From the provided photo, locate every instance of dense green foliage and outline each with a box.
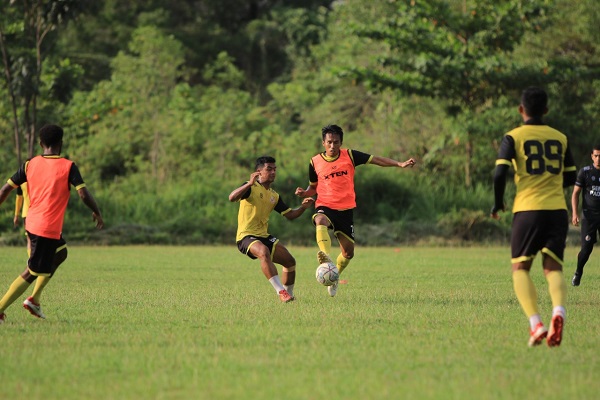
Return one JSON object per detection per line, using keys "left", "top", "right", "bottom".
{"left": 1, "top": 0, "right": 599, "bottom": 245}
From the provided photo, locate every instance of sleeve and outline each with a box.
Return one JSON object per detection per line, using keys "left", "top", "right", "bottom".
{"left": 308, "top": 161, "right": 318, "bottom": 185}
{"left": 274, "top": 196, "right": 291, "bottom": 214}
{"left": 495, "top": 135, "right": 515, "bottom": 166}
{"left": 574, "top": 168, "right": 585, "bottom": 188}
{"left": 240, "top": 187, "right": 252, "bottom": 200}
{"left": 350, "top": 150, "right": 372, "bottom": 166}
{"left": 492, "top": 135, "right": 514, "bottom": 212}
{"left": 69, "top": 163, "right": 86, "bottom": 189}
{"left": 8, "top": 163, "right": 28, "bottom": 187}
{"left": 562, "top": 143, "right": 577, "bottom": 187}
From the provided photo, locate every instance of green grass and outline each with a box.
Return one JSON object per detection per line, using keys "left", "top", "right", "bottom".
{"left": 1, "top": 245, "right": 599, "bottom": 400}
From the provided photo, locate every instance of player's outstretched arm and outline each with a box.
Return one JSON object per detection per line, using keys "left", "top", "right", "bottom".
{"left": 295, "top": 185, "right": 317, "bottom": 198}
{"left": 0, "top": 183, "right": 16, "bottom": 207}
{"left": 77, "top": 187, "right": 104, "bottom": 229}
{"left": 370, "top": 156, "right": 416, "bottom": 168}
{"left": 284, "top": 197, "right": 315, "bottom": 220}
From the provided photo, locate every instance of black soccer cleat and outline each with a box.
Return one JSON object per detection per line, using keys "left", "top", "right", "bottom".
{"left": 571, "top": 272, "right": 582, "bottom": 287}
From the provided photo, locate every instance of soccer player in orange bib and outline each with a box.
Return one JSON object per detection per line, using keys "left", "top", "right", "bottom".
{"left": 13, "top": 182, "right": 68, "bottom": 319}
{"left": 0, "top": 124, "right": 103, "bottom": 324}
{"left": 295, "top": 124, "right": 416, "bottom": 297}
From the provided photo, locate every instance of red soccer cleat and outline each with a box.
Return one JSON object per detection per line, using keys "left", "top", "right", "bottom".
{"left": 547, "top": 315, "right": 564, "bottom": 347}
{"left": 528, "top": 323, "right": 547, "bottom": 347}
{"left": 278, "top": 289, "right": 294, "bottom": 303}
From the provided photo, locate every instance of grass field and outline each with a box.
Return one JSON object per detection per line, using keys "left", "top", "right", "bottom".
{"left": 1, "top": 245, "right": 599, "bottom": 400}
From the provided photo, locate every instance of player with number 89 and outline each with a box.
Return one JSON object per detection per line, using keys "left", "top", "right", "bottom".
{"left": 491, "top": 87, "right": 577, "bottom": 348}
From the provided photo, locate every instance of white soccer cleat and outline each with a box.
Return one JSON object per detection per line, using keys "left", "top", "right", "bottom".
{"left": 528, "top": 323, "right": 547, "bottom": 347}
{"left": 23, "top": 297, "right": 46, "bottom": 319}
{"left": 327, "top": 280, "right": 339, "bottom": 297}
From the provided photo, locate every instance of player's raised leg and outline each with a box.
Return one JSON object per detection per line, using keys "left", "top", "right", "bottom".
{"left": 0, "top": 268, "right": 35, "bottom": 323}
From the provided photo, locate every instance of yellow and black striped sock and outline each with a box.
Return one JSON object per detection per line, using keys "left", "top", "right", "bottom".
{"left": 316, "top": 225, "right": 331, "bottom": 255}
{"left": 336, "top": 253, "right": 350, "bottom": 275}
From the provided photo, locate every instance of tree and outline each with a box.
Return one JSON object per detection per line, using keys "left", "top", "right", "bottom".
{"left": 344, "top": 0, "right": 558, "bottom": 187}
{"left": 66, "top": 24, "right": 187, "bottom": 186}
{"left": 0, "top": 0, "right": 82, "bottom": 165}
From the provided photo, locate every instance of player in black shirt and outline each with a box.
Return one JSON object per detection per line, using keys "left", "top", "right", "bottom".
{"left": 571, "top": 145, "right": 600, "bottom": 286}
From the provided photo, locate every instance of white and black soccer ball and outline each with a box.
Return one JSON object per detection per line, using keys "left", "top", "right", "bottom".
{"left": 315, "top": 262, "right": 339, "bottom": 286}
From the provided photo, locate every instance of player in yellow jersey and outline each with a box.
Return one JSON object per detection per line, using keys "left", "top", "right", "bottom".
{"left": 295, "top": 124, "right": 415, "bottom": 297}
{"left": 491, "top": 87, "right": 576, "bottom": 347}
{"left": 230, "top": 156, "right": 314, "bottom": 303}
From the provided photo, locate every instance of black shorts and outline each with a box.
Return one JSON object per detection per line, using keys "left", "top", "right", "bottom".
{"left": 313, "top": 206, "right": 355, "bottom": 242}
{"left": 27, "top": 232, "right": 67, "bottom": 276}
{"left": 580, "top": 214, "right": 600, "bottom": 244}
{"left": 237, "top": 235, "right": 279, "bottom": 260}
{"left": 511, "top": 210, "right": 568, "bottom": 264}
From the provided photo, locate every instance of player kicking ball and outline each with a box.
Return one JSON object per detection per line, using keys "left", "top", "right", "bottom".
{"left": 296, "top": 124, "right": 415, "bottom": 297}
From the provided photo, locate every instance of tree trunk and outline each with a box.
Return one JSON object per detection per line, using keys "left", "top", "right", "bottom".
{"left": 0, "top": 27, "right": 23, "bottom": 167}
{"left": 464, "top": 132, "right": 472, "bottom": 188}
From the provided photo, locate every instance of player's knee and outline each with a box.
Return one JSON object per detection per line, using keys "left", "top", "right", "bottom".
{"left": 314, "top": 215, "right": 329, "bottom": 226}
{"left": 282, "top": 266, "right": 296, "bottom": 273}
{"left": 21, "top": 268, "right": 35, "bottom": 283}
{"left": 285, "top": 255, "right": 296, "bottom": 267}
{"left": 252, "top": 247, "right": 270, "bottom": 261}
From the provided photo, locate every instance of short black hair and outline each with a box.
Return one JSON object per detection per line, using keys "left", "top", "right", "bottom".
{"left": 593, "top": 145, "right": 600, "bottom": 152}
{"left": 39, "top": 124, "right": 64, "bottom": 147}
{"left": 255, "top": 156, "right": 276, "bottom": 170}
{"left": 321, "top": 124, "right": 344, "bottom": 142}
{"left": 521, "top": 87, "right": 548, "bottom": 118}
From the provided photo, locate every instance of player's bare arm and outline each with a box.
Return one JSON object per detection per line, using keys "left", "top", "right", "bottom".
{"left": 295, "top": 185, "right": 317, "bottom": 198}
{"left": 284, "top": 197, "right": 315, "bottom": 220}
{"left": 571, "top": 185, "right": 582, "bottom": 226}
{"left": 77, "top": 187, "right": 104, "bottom": 229}
{"left": 229, "top": 172, "right": 260, "bottom": 202}
{"left": 0, "top": 183, "right": 15, "bottom": 206}
{"left": 370, "top": 156, "right": 416, "bottom": 168}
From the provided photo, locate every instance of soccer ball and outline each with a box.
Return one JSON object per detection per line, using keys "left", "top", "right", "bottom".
{"left": 315, "top": 262, "right": 339, "bottom": 286}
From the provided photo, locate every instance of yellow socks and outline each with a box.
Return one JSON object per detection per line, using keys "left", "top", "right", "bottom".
{"left": 546, "top": 270, "right": 567, "bottom": 310}
{"left": 336, "top": 253, "right": 350, "bottom": 275}
{"left": 512, "top": 269, "right": 539, "bottom": 317}
{"left": 31, "top": 276, "right": 51, "bottom": 304}
{"left": 316, "top": 225, "right": 331, "bottom": 255}
{"left": 0, "top": 276, "right": 30, "bottom": 313}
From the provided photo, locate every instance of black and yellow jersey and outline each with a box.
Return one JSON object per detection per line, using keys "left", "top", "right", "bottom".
{"left": 234, "top": 181, "right": 291, "bottom": 242}
{"left": 496, "top": 121, "right": 576, "bottom": 212}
